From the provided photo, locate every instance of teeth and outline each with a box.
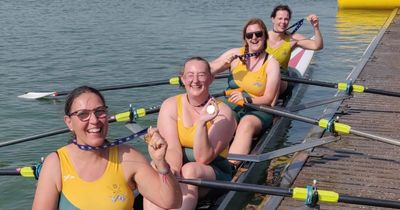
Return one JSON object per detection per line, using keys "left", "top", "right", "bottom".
{"left": 88, "top": 128, "right": 101, "bottom": 133}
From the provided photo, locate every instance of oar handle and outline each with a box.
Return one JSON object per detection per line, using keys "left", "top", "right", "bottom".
{"left": 177, "top": 178, "right": 292, "bottom": 197}
{"left": 281, "top": 76, "right": 337, "bottom": 88}
{"left": 245, "top": 103, "right": 319, "bottom": 125}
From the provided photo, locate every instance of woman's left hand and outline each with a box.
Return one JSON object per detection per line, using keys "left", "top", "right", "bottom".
{"left": 145, "top": 127, "right": 168, "bottom": 164}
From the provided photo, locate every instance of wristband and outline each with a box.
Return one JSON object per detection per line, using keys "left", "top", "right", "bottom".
{"left": 245, "top": 96, "right": 253, "bottom": 103}
{"left": 152, "top": 161, "right": 171, "bottom": 175}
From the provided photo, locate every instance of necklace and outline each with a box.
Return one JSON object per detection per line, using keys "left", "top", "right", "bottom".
{"left": 72, "top": 127, "right": 147, "bottom": 151}
{"left": 186, "top": 94, "right": 210, "bottom": 107}
{"left": 247, "top": 53, "right": 264, "bottom": 71}
{"left": 234, "top": 51, "right": 262, "bottom": 60}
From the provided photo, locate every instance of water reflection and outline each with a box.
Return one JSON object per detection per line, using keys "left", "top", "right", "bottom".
{"left": 335, "top": 9, "right": 391, "bottom": 47}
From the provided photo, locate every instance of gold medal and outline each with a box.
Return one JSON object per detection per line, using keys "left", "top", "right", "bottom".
{"left": 206, "top": 105, "right": 215, "bottom": 114}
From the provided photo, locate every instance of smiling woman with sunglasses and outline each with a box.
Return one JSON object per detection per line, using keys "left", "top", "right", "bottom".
{"left": 210, "top": 18, "right": 280, "bottom": 166}
{"left": 32, "top": 86, "right": 182, "bottom": 210}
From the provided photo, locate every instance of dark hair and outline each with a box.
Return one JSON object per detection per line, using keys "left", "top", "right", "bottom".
{"left": 180, "top": 56, "right": 211, "bottom": 75}
{"left": 64, "top": 86, "right": 106, "bottom": 115}
{"left": 242, "top": 18, "right": 269, "bottom": 51}
{"left": 270, "top": 4, "right": 292, "bottom": 20}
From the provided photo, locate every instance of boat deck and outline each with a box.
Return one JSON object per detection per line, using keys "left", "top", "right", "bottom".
{"left": 264, "top": 9, "right": 400, "bottom": 210}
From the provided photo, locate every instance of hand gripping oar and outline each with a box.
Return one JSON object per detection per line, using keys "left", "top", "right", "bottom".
{"left": 245, "top": 103, "right": 400, "bottom": 147}
{"left": 281, "top": 75, "right": 400, "bottom": 98}
{"left": 177, "top": 178, "right": 400, "bottom": 209}
{"left": 228, "top": 136, "right": 339, "bottom": 162}
{"left": 0, "top": 106, "right": 159, "bottom": 148}
{"left": 18, "top": 74, "right": 230, "bottom": 99}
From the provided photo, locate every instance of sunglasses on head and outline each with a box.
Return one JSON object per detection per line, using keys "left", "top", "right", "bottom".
{"left": 245, "top": 31, "right": 263, "bottom": 39}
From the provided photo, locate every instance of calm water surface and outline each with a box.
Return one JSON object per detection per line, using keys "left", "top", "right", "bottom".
{"left": 0, "top": 0, "right": 391, "bottom": 208}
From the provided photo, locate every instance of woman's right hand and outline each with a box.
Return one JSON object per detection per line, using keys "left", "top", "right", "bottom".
{"left": 225, "top": 54, "right": 238, "bottom": 64}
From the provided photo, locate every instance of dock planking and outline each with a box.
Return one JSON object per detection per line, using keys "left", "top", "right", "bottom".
{"left": 262, "top": 9, "right": 400, "bottom": 210}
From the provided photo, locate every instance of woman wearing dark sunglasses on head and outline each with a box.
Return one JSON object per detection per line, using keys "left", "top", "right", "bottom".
{"left": 268, "top": 4, "right": 323, "bottom": 92}
{"left": 32, "top": 86, "right": 182, "bottom": 210}
{"left": 210, "top": 18, "right": 280, "bottom": 165}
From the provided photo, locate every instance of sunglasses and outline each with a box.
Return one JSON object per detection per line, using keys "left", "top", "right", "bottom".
{"left": 68, "top": 106, "right": 108, "bottom": 122}
{"left": 245, "top": 31, "right": 263, "bottom": 39}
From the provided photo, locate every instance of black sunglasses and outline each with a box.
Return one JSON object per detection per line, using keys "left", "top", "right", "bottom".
{"left": 245, "top": 31, "right": 263, "bottom": 39}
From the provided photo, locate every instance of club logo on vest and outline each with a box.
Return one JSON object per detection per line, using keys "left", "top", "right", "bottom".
{"left": 110, "top": 184, "right": 127, "bottom": 203}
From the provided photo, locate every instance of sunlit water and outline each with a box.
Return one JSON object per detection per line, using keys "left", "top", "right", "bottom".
{"left": 0, "top": 0, "right": 392, "bottom": 208}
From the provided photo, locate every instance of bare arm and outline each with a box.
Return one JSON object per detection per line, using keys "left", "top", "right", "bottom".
{"left": 209, "top": 48, "right": 241, "bottom": 76}
{"left": 292, "top": 14, "right": 323, "bottom": 50}
{"left": 193, "top": 98, "right": 236, "bottom": 163}
{"left": 251, "top": 57, "right": 281, "bottom": 106}
{"left": 157, "top": 96, "right": 183, "bottom": 176}
{"left": 124, "top": 145, "right": 182, "bottom": 209}
{"left": 32, "top": 152, "right": 61, "bottom": 210}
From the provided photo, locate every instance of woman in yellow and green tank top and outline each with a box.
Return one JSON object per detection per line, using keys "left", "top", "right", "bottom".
{"left": 268, "top": 4, "right": 324, "bottom": 93}
{"left": 32, "top": 86, "right": 182, "bottom": 210}
{"left": 144, "top": 57, "right": 236, "bottom": 210}
{"left": 210, "top": 18, "right": 281, "bottom": 165}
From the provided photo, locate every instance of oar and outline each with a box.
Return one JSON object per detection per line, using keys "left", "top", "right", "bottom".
{"left": 285, "top": 95, "right": 351, "bottom": 112}
{"left": 0, "top": 106, "right": 159, "bottom": 148}
{"left": 228, "top": 136, "right": 339, "bottom": 162}
{"left": 0, "top": 128, "right": 148, "bottom": 179}
{"left": 178, "top": 178, "right": 400, "bottom": 209}
{"left": 0, "top": 167, "right": 35, "bottom": 178}
{"left": 245, "top": 103, "right": 400, "bottom": 147}
{"left": 281, "top": 75, "right": 400, "bottom": 98}
{"left": 18, "top": 74, "right": 230, "bottom": 99}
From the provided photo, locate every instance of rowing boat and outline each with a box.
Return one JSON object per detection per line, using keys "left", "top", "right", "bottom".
{"left": 125, "top": 44, "right": 315, "bottom": 209}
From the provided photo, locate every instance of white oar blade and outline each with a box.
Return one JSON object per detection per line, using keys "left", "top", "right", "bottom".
{"left": 18, "top": 92, "right": 56, "bottom": 99}
{"left": 125, "top": 123, "right": 146, "bottom": 140}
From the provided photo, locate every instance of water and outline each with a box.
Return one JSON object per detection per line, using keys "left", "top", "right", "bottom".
{"left": 0, "top": 0, "right": 391, "bottom": 209}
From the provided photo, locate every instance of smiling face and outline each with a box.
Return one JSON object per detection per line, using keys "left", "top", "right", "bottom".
{"left": 242, "top": 18, "right": 268, "bottom": 52}
{"left": 245, "top": 23, "right": 266, "bottom": 52}
{"left": 181, "top": 59, "right": 212, "bottom": 97}
{"left": 64, "top": 91, "right": 108, "bottom": 147}
{"left": 272, "top": 10, "right": 290, "bottom": 33}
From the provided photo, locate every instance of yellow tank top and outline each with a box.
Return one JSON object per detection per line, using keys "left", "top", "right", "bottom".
{"left": 58, "top": 146, "right": 134, "bottom": 210}
{"left": 266, "top": 35, "right": 291, "bottom": 70}
{"left": 230, "top": 48, "right": 269, "bottom": 97}
{"left": 176, "top": 94, "right": 229, "bottom": 158}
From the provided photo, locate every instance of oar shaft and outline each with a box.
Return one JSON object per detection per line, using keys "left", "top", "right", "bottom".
{"left": 177, "top": 178, "right": 292, "bottom": 197}
{"left": 281, "top": 76, "right": 337, "bottom": 88}
{"left": 0, "top": 106, "right": 158, "bottom": 148}
{"left": 339, "top": 194, "right": 400, "bottom": 209}
{"left": 350, "top": 129, "right": 400, "bottom": 146}
{"left": 0, "top": 168, "right": 21, "bottom": 176}
{"left": 0, "top": 128, "right": 69, "bottom": 147}
{"left": 365, "top": 87, "right": 400, "bottom": 97}
{"left": 245, "top": 104, "right": 318, "bottom": 125}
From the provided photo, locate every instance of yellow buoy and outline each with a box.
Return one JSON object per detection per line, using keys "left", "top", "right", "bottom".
{"left": 338, "top": 0, "right": 400, "bottom": 9}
